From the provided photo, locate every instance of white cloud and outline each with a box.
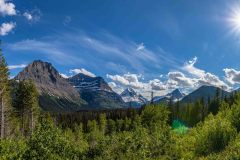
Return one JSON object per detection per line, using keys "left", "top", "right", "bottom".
{"left": 149, "top": 79, "right": 167, "bottom": 90}
{"left": 223, "top": 68, "right": 240, "bottom": 85}
{"left": 107, "top": 74, "right": 129, "bottom": 86}
{"left": 108, "top": 82, "right": 124, "bottom": 93}
{"left": 136, "top": 42, "right": 145, "bottom": 51}
{"left": 70, "top": 68, "right": 96, "bottom": 77}
{"left": 22, "top": 8, "right": 42, "bottom": 23}
{"left": 107, "top": 73, "right": 172, "bottom": 99}
{"left": 107, "top": 73, "right": 146, "bottom": 89}
{"left": 198, "top": 72, "right": 228, "bottom": 89}
{"left": 0, "top": 0, "right": 16, "bottom": 16}
{"left": 0, "top": 22, "right": 16, "bottom": 36}
{"left": 107, "top": 56, "right": 233, "bottom": 99}
{"left": 181, "top": 56, "right": 230, "bottom": 90}
{"left": 182, "top": 56, "right": 205, "bottom": 78}
{"left": 23, "top": 12, "right": 33, "bottom": 21}
{"left": 8, "top": 64, "right": 26, "bottom": 70}
{"left": 167, "top": 71, "right": 196, "bottom": 87}
{"left": 60, "top": 73, "right": 69, "bottom": 79}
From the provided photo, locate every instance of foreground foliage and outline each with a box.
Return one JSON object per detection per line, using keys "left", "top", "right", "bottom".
{"left": 1, "top": 99, "right": 240, "bottom": 159}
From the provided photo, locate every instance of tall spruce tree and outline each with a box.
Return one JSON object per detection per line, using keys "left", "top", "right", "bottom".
{"left": 14, "top": 80, "right": 39, "bottom": 136}
{"left": 0, "top": 41, "right": 11, "bottom": 138}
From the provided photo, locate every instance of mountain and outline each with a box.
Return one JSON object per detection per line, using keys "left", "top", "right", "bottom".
{"left": 68, "top": 73, "right": 126, "bottom": 109}
{"left": 153, "top": 89, "right": 184, "bottom": 104}
{"left": 14, "top": 60, "right": 86, "bottom": 112}
{"left": 181, "top": 85, "right": 230, "bottom": 103}
{"left": 166, "top": 89, "right": 184, "bottom": 101}
{"left": 120, "top": 88, "right": 148, "bottom": 107}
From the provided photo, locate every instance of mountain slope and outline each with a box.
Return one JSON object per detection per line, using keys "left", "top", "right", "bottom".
{"left": 14, "top": 60, "right": 86, "bottom": 111}
{"left": 181, "top": 85, "right": 230, "bottom": 103}
{"left": 153, "top": 89, "right": 184, "bottom": 104}
{"left": 68, "top": 73, "right": 126, "bottom": 109}
{"left": 120, "top": 88, "right": 147, "bottom": 107}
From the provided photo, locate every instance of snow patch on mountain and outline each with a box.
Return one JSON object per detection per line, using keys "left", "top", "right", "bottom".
{"left": 120, "top": 88, "right": 147, "bottom": 104}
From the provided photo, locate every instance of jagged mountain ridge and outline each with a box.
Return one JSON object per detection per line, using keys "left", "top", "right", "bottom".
{"left": 68, "top": 73, "right": 126, "bottom": 109}
{"left": 153, "top": 89, "right": 184, "bottom": 104}
{"left": 14, "top": 60, "right": 86, "bottom": 111}
{"left": 120, "top": 88, "right": 147, "bottom": 107}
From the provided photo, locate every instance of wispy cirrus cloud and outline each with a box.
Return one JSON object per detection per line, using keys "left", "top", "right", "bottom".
{"left": 7, "top": 31, "right": 180, "bottom": 74}
{"left": 182, "top": 56, "right": 205, "bottom": 78}
{"left": 136, "top": 42, "right": 145, "bottom": 51}
{"left": 7, "top": 39, "right": 84, "bottom": 64}
{"left": 8, "top": 64, "right": 27, "bottom": 70}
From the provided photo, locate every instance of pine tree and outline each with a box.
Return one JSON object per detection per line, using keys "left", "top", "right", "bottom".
{"left": 0, "top": 42, "right": 11, "bottom": 138}
{"left": 14, "top": 80, "right": 39, "bottom": 136}
{"left": 200, "top": 97, "right": 205, "bottom": 121}
{"left": 99, "top": 113, "right": 106, "bottom": 134}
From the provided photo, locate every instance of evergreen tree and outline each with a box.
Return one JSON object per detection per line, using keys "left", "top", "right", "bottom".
{"left": 99, "top": 113, "right": 106, "bottom": 134}
{"left": 0, "top": 42, "right": 11, "bottom": 138}
{"left": 200, "top": 97, "right": 206, "bottom": 121}
{"left": 13, "top": 80, "right": 39, "bottom": 136}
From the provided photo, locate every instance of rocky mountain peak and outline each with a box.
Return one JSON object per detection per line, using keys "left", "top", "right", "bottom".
{"left": 166, "top": 89, "right": 184, "bottom": 100}
{"left": 120, "top": 87, "right": 147, "bottom": 105}
{"left": 14, "top": 60, "right": 80, "bottom": 102}
{"left": 121, "top": 87, "right": 138, "bottom": 97}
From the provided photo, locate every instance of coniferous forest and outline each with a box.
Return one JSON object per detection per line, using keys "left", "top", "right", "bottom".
{"left": 1, "top": 46, "right": 240, "bottom": 159}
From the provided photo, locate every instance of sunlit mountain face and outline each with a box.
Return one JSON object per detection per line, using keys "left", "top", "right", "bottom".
{"left": 2, "top": 0, "right": 240, "bottom": 98}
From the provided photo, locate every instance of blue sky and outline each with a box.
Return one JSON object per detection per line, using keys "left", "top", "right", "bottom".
{"left": 2, "top": 0, "right": 240, "bottom": 97}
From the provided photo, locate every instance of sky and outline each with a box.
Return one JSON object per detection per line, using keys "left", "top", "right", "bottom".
{"left": 2, "top": 0, "right": 240, "bottom": 98}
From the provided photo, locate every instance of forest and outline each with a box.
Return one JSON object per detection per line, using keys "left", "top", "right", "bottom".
{"left": 1, "top": 49, "right": 240, "bottom": 159}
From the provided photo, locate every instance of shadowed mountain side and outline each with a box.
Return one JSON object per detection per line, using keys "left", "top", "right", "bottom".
{"left": 14, "top": 60, "right": 86, "bottom": 111}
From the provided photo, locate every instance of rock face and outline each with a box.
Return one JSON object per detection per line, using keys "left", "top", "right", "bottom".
{"left": 14, "top": 60, "right": 86, "bottom": 112}
{"left": 120, "top": 88, "right": 147, "bottom": 107}
{"left": 68, "top": 73, "right": 126, "bottom": 109}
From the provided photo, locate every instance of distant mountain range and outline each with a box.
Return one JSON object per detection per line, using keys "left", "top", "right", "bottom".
{"left": 13, "top": 60, "right": 237, "bottom": 112}
{"left": 152, "top": 89, "right": 185, "bottom": 104}
{"left": 120, "top": 88, "right": 148, "bottom": 107}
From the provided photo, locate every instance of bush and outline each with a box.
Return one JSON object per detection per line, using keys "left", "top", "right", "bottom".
{"left": 194, "top": 114, "right": 237, "bottom": 156}
{"left": 0, "top": 139, "right": 27, "bottom": 160}
{"left": 23, "top": 115, "right": 84, "bottom": 159}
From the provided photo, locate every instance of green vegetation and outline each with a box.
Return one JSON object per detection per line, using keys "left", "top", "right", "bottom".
{"left": 2, "top": 45, "right": 240, "bottom": 159}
